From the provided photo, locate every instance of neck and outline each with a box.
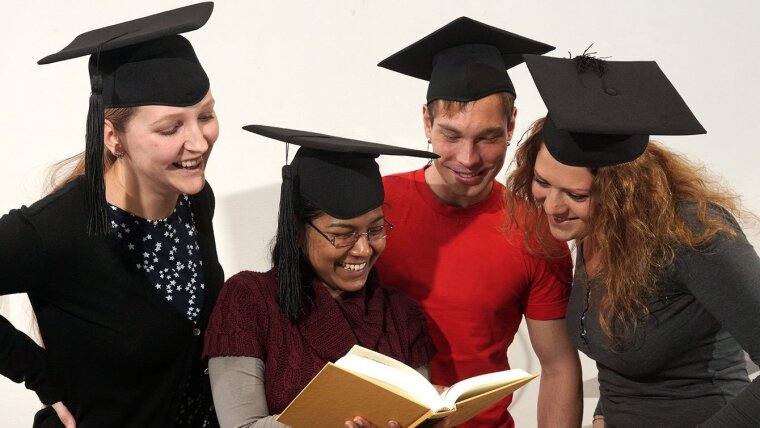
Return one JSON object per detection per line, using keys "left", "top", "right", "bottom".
{"left": 423, "top": 164, "right": 492, "bottom": 208}
{"left": 104, "top": 163, "right": 178, "bottom": 220}
{"left": 582, "top": 240, "right": 601, "bottom": 276}
{"left": 322, "top": 281, "right": 345, "bottom": 301}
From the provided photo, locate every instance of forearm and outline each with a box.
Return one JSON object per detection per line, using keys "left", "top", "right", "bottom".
{"left": 209, "top": 356, "right": 289, "bottom": 428}
{"left": 537, "top": 365, "right": 583, "bottom": 428}
{"left": 698, "top": 376, "right": 760, "bottom": 428}
{"left": 526, "top": 318, "right": 583, "bottom": 428}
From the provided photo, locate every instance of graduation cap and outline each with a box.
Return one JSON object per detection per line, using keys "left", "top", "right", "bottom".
{"left": 378, "top": 16, "right": 554, "bottom": 102}
{"left": 243, "top": 125, "right": 435, "bottom": 219}
{"left": 523, "top": 54, "right": 706, "bottom": 167}
{"left": 38, "top": 2, "right": 214, "bottom": 235}
{"left": 244, "top": 125, "right": 436, "bottom": 320}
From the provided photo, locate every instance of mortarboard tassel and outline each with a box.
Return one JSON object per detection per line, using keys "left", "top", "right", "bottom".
{"left": 276, "top": 164, "right": 306, "bottom": 321}
{"left": 85, "top": 73, "right": 110, "bottom": 236}
{"left": 572, "top": 44, "right": 609, "bottom": 77}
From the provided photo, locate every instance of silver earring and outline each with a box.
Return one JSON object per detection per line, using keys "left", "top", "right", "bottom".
{"left": 114, "top": 151, "right": 125, "bottom": 159}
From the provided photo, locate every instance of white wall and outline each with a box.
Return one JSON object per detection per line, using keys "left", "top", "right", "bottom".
{"left": 1, "top": 1, "right": 758, "bottom": 426}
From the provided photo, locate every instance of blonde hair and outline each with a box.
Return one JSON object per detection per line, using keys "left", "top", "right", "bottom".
{"left": 44, "top": 107, "right": 135, "bottom": 195}
{"left": 507, "top": 117, "right": 748, "bottom": 342}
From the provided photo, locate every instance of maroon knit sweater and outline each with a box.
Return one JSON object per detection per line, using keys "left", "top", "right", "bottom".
{"left": 203, "top": 268, "right": 436, "bottom": 414}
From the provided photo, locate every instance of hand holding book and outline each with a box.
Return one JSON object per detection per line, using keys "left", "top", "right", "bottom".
{"left": 346, "top": 416, "right": 449, "bottom": 428}
{"left": 277, "top": 345, "right": 538, "bottom": 428}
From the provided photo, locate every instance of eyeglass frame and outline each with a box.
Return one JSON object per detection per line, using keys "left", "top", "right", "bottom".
{"left": 307, "top": 218, "right": 394, "bottom": 248}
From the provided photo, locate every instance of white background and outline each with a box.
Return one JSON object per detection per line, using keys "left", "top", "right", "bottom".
{"left": 1, "top": 1, "right": 758, "bottom": 427}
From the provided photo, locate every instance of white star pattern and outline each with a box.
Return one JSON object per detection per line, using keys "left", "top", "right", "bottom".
{"left": 108, "top": 196, "right": 205, "bottom": 324}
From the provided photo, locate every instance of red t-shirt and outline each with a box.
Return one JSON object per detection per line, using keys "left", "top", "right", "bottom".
{"left": 375, "top": 168, "right": 572, "bottom": 428}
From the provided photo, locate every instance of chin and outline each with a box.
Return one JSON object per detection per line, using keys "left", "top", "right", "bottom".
{"left": 548, "top": 226, "right": 582, "bottom": 242}
{"left": 176, "top": 178, "right": 207, "bottom": 195}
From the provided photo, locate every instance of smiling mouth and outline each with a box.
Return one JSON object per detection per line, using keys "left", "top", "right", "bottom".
{"left": 172, "top": 158, "right": 202, "bottom": 169}
{"left": 551, "top": 215, "right": 579, "bottom": 224}
{"left": 341, "top": 262, "right": 367, "bottom": 271}
{"left": 451, "top": 169, "right": 484, "bottom": 179}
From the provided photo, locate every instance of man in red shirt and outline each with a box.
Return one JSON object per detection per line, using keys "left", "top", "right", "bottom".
{"left": 375, "top": 17, "right": 583, "bottom": 428}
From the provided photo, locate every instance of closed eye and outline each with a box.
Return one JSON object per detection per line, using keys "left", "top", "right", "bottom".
{"left": 159, "top": 123, "right": 181, "bottom": 136}
{"left": 534, "top": 176, "right": 550, "bottom": 187}
{"left": 442, "top": 133, "right": 460, "bottom": 142}
{"left": 567, "top": 193, "right": 589, "bottom": 202}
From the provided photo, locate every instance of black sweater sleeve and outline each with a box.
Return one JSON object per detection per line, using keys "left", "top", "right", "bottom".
{"left": 679, "top": 214, "right": 760, "bottom": 427}
{"left": 0, "top": 209, "right": 60, "bottom": 404}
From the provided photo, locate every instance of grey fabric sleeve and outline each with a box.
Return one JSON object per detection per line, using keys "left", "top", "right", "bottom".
{"left": 208, "top": 356, "right": 288, "bottom": 428}
{"left": 679, "top": 218, "right": 760, "bottom": 427}
{"left": 593, "top": 399, "right": 603, "bottom": 417}
{"left": 416, "top": 363, "right": 430, "bottom": 379}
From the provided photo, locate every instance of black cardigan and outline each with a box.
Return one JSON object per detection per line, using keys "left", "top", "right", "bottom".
{"left": 0, "top": 176, "right": 224, "bottom": 427}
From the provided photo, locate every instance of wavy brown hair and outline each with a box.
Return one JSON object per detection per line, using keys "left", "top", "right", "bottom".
{"left": 506, "top": 117, "right": 747, "bottom": 342}
{"left": 44, "top": 107, "right": 136, "bottom": 195}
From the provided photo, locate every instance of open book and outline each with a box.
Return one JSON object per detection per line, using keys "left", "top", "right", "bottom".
{"left": 277, "top": 345, "right": 538, "bottom": 428}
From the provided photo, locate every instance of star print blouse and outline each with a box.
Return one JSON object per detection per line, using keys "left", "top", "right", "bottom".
{"left": 109, "top": 194, "right": 206, "bottom": 325}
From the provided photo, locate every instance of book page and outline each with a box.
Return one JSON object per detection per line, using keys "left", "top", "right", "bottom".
{"left": 335, "top": 346, "right": 444, "bottom": 410}
{"left": 441, "top": 369, "right": 535, "bottom": 409}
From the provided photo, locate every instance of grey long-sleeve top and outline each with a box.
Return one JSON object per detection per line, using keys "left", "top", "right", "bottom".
{"left": 567, "top": 207, "right": 760, "bottom": 427}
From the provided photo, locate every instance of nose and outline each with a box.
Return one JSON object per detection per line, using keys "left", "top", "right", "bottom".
{"left": 349, "top": 234, "right": 372, "bottom": 257}
{"left": 455, "top": 141, "right": 481, "bottom": 168}
{"left": 542, "top": 189, "right": 567, "bottom": 216}
{"left": 184, "top": 122, "right": 209, "bottom": 154}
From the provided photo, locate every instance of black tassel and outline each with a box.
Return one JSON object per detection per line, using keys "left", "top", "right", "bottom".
{"left": 276, "top": 165, "right": 305, "bottom": 321}
{"left": 572, "top": 44, "right": 610, "bottom": 77}
{"left": 85, "top": 74, "right": 110, "bottom": 236}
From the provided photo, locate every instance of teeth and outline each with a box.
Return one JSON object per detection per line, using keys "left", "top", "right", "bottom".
{"left": 175, "top": 159, "right": 201, "bottom": 168}
{"left": 342, "top": 262, "right": 366, "bottom": 271}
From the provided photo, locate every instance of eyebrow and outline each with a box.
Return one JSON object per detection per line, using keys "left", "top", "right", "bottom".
{"left": 476, "top": 127, "right": 507, "bottom": 137}
{"left": 534, "top": 170, "right": 590, "bottom": 194}
{"left": 437, "top": 124, "right": 505, "bottom": 137}
{"left": 327, "top": 214, "right": 385, "bottom": 229}
{"left": 437, "top": 124, "right": 462, "bottom": 134}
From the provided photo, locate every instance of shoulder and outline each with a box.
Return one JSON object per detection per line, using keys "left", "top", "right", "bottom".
{"left": 21, "top": 177, "right": 86, "bottom": 220}
{"left": 382, "top": 170, "right": 417, "bottom": 192}
{"left": 3, "top": 177, "right": 88, "bottom": 242}
{"left": 678, "top": 201, "right": 741, "bottom": 231}
{"left": 208, "top": 270, "right": 279, "bottom": 334}
{"left": 221, "top": 270, "right": 277, "bottom": 303}
{"left": 380, "top": 286, "right": 426, "bottom": 318}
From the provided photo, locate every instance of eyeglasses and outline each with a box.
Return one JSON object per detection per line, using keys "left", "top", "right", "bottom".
{"left": 307, "top": 219, "right": 394, "bottom": 248}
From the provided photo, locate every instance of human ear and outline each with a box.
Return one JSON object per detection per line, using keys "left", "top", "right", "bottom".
{"left": 422, "top": 104, "right": 433, "bottom": 141}
{"left": 103, "top": 119, "right": 123, "bottom": 157}
{"left": 507, "top": 107, "right": 518, "bottom": 140}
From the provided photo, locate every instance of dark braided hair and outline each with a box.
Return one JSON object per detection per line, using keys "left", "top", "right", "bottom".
{"left": 271, "top": 166, "right": 323, "bottom": 322}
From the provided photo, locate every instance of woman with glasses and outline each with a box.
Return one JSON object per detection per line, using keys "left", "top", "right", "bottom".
{"left": 505, "top": 54, "right": 760, "bottom": 427}
{"left": 203, "top": 126, "right": 441, "bottom": 428}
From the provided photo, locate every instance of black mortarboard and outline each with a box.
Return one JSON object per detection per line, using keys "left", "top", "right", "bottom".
{"left": 38, "top": 2, "right": 213, "bottom": 235}
{"left": 523, "top": 54, "right": 706, "bottom": 167}
{"left": 378, "top": 17, "right": 554, "bottom": 102}
{"left": 243, "top": 125, "right": 435, "bottom": 219}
